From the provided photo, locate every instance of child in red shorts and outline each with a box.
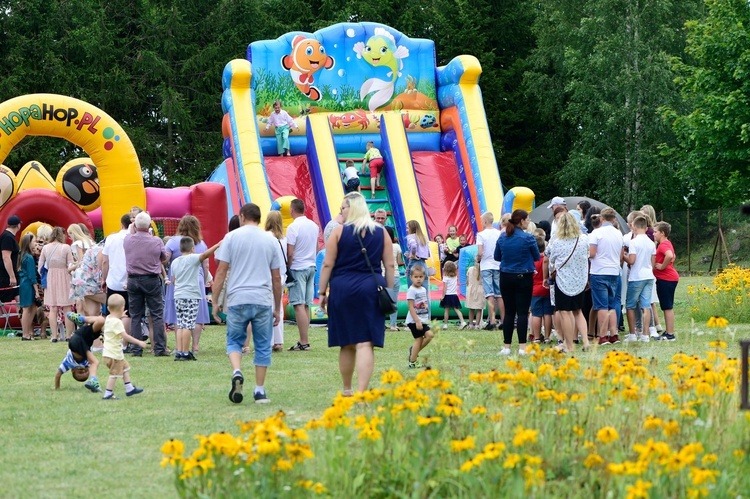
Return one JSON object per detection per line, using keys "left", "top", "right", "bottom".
{"left": 363, "top": 141, "right": 384, "bottom": 199}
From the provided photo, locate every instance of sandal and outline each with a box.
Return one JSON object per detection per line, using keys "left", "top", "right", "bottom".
{"left": 389, "top": 326, "right": 399, "bottom": 332}
{"left": 272, "top": 344, "right": 283, "bottom": 352}
{"left": 288, "top": 342, "right": 311, "bottom": 351}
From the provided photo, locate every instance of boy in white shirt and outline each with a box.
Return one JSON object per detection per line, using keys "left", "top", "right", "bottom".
{"left": 624, "top": 216, "right": 656, "bottom": 342}
{"left": 170, "top": 237, "right": 221, "bottom": 361}
{"left": 341, "top": 160, "right": 361, "bottom": 193}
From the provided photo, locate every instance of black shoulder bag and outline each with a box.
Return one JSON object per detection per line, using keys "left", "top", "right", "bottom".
{"left": 356, "top": 228, "right": 398, "bottom": 316}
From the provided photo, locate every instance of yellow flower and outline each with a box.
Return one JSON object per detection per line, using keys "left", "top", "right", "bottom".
{"left": 512, "top": 426, "right": 539, "bottom": 447}
{"left": 734, "top": 449, "right": 746, "bottom": 461}
{"left": 523, "top": 466, "right": 545, "bottom": 489}
{"left": 471, "top": 405, "right": 487, "bottom": 415}
{"left": 584, "top": 453, "right": 604, "bottom": 468}
{"left": 416, "top": 415, "right": 442, "bottom": 426}
{"left": 700, "top": 454, "right": 717, "bottom": 466}
{"left": 607, "top": 463, "right": 625, "bottom": 475}
{"left": 524, "top": 454, "right": 543, "bottom": 467}
{"left": 275, "top": 458, "right": 294, "bottom": 471}
{"left": 450, "top": 436, "right": 476, "bottom": 453}
{"left": 643, "top": 415, "right": 663, "bottom": 430}
{"left": 503, "top": 453, "right": 521, "bottom": 468}
{"left": 625, "top": 479, "right": 652, "bottom": 499}
{"left": 658, "top": 393, "right": 674, "bottom": 405}
{"left": 380, "top": 368, "right": 403, "bottom": 384}
{"left": 596, "top": 427, "right": 619, "bottom": 444}
{"left": 708, "top": 340, "right": 727, "bottom": 349}
{"left": 460, "top": 459, "right": 475, "bottom": 472}
{"left": 297, "top": 480, "right": 313, "bottom": 490}
{"left": 489, "top": 413, "right": 504, "bottom": 422}
{"left": 706, "top": 316, "right": 728, "bottom": 328}
{"left": 311, "top": 482, "right": 328, "bottom": 494}
{"left": 687, "top": 487, "right": 709, "bottom": 499}
{"left": 557, "top": 408, "right": 569, "bottom": 415}
{"left": 436, "top": 404, "right": 462, "bottom": 417}
{"left": 160, "top": 439, "right": 185, "bottom": 458}
{"left": 689, "top": 467, "right": 719, "bottom": 486}
{"left": 573, "top": 426, "right": 585, "bottom": 437}
{"left": 662, "top": 420, "right": 680, "bottom": 438}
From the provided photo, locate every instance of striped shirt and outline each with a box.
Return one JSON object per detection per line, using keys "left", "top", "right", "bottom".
{"left": 58, "top": 350, "right": 89, "bottom": 373}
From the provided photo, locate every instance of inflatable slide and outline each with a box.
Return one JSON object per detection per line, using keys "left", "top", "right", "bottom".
{"left": 209, "top": 22, "right": 505, "bottom": 319}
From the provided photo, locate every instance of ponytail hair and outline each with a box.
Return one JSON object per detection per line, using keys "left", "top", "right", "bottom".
{"left": 505, "top": 209, "right": 528, "bottom": 237}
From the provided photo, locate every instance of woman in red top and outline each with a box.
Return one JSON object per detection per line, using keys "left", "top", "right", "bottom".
{"left": 653, "top": 222, "right": 679, "bottom": 341}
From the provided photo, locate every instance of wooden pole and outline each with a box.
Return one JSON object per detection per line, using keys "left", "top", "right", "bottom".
{"left": 687, "top": 207, "right": 691, "bottom": 274}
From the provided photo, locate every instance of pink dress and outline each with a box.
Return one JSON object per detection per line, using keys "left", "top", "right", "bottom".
{"left": 39, "top": 242, "right": 74, "bottom": 306}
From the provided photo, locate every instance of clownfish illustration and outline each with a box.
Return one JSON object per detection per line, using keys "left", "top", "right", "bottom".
{"left": 62, "top": 163, "right": 100, "bottom": 208}
{"left": 353, "top": 28, "right": 409, "bottom": 112}
{"left": 281, "top": 35, "right": 335, "bottom": 101}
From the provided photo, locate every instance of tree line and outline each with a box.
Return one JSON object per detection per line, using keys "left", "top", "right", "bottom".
{"left": 1, "top": 0, "right": 747, "bottom": 212}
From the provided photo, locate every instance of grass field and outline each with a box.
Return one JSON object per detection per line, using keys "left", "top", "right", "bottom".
{"left": 1, "top": 275, "right": 748, "bottom": 497}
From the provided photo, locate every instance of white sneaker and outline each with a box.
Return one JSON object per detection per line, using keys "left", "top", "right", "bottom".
{"left": 649, "top": 326, "right": 660, "bottom": 338}
{"left": 518, "top": 349, "right": 528, "bottom": 357}
{"left": 639, "top": 335, "right": 650, "bottom": 342}
{"left": 499, "top": 348, "right": 512, "bottom": 356}
{"left": 623, "top": 334, "right": 638, "bottom": 342}
{"left": 442, "top": 324, "right": 448, "bottom": 330}
{"left": 459, "top": 322, "right": 468, "bottom": 330}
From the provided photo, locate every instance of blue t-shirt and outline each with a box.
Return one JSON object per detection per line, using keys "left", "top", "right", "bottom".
{"left": 494, "top": 230, "right": 540, "bottom": 273}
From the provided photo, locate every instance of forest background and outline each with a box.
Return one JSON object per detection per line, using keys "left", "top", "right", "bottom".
{"left": 1, "top": 0, "right": 749, "bottom": 214}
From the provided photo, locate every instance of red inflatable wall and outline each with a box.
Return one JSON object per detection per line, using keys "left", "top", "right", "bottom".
{"left": 191, "top": 182, "right": 228, "bottom": 276}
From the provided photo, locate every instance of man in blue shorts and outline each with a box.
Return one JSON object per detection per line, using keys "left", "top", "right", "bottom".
{"left": 588, "top": 207, "right": 624, "bottom": 345}
{"left": 286, "top": 199, "right": 319, "bottom": 351}
{"left": 476, "top": 212, "right": 503, "bottom": 330}
{"left": 213, "top": 203, "right": 281, "bottom": 404}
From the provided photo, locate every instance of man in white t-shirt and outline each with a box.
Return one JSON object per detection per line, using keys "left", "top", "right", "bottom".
{"left": 475, "top": 212, "right": 503, "bottom": 330}
{"left": 213, "top": 203, "right": 281, "bottom": 404}
{"left": 588, "top": 207, "right": 624, "bottom": 345}
{"left": 101, "top": 213, "right": 132, "bottom": 333}
{"left": 623, "top": 216, "right": 656, "bottom": 342}
{"left": 286, "top": 199, "right": 320, "bottom": 351}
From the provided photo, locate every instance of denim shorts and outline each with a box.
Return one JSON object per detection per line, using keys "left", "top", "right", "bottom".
{"left": 481, "top": 269, "right": 501, "bottom": 298}
{"left": 226, "top": 303, "right": 273, "bottom": 367}
{"left": 287, "top": 266, "right": 316, "bottom": 306}
{"left": 531, "top": 295, "right": 554, "bottom": 317}
{"left": 589, "top": 274, "right": 620, "bottom": 311}
{"left": 626, "top": 279, "right": 653, "bottom": 310}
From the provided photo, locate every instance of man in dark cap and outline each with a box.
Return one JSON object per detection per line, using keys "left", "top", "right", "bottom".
{"left": 0, "top": 215, "right": 21, "bottom": 302}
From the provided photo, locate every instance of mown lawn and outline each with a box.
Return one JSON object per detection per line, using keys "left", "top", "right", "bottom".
{"left": 0, "top": 275, "right": 747, "bottom": 497}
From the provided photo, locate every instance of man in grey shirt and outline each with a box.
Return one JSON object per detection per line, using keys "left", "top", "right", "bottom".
{"left": 213, "top": 203, "right": 281, "bottom": 404}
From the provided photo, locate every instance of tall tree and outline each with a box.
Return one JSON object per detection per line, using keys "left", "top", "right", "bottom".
{"left": 665, "top": 0, "right": 750, "bottom": 207}
{"left": 526, "top": 0, "right": 702, "bottom": 211}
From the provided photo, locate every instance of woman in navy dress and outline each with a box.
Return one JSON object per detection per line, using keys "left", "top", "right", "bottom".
{"left": 319, "top": 192, "right": 395, "bottom": 396}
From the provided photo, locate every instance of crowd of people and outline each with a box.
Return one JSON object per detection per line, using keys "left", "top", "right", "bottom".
{"left": 2, "top": 192, "right": 680, "bottom": 401}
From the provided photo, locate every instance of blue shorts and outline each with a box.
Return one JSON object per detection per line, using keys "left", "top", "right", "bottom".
{"left": 226, "top": 303, "right": 273, "bottom": 367}
{"left": 589, "top": 274, "right": 620, "bottom": 311}
{"left": 481, "top": 269, "right": 501, "bottom": 298}
{"left": 656, "top": 280, "right": 678, "bottom": 310}
{"left": 345, "top": 177, "right": 360, "bottom": 192}
{"left": 531, "top": 296, "right": 554, "bottom": 317}
{"left": 626, "top": 279, "right": 653, "bottom": 310}
{"left": 288, "top": 266, "right": 316, "bottom": 306}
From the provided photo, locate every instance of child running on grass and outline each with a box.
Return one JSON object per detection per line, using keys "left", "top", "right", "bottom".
{"left": 101, "top": 294, "right": 146, "bottom": 400}
{"left": 54, "top": 315, "right": 105, "bottom": 392}
{"left": 406, "top": 264, "right": 432, "bottom": 369}
{"left": 439, "top": 261, "right": 466, "bottom": 329}
{"left": 170, "top": 237, "right": 221, "bottom": 361}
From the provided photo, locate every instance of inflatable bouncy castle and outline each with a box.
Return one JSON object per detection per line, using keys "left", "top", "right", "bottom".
{"left": 210, "top": 22, "right": 514, "bottom": 319}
